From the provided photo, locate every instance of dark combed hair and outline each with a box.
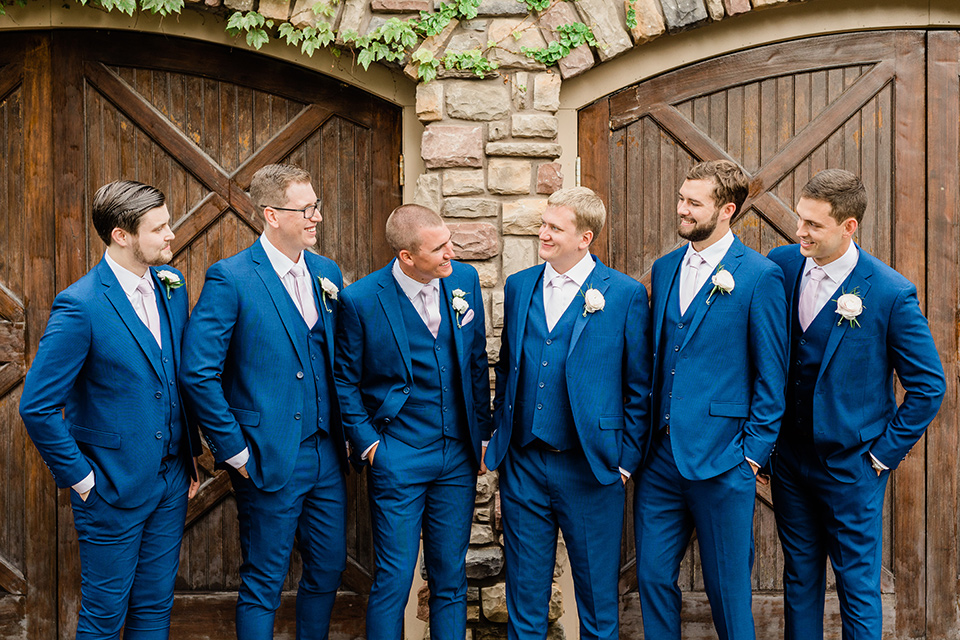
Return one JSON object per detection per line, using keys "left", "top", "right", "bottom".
{"left": 92, "top": 180, "right": 166, "bottom": 245}
{"left": 686, "top": 160, "right": 749, "bottom": 216}
{"left": 800, "top": 169, "right": 867, "bottom": 224}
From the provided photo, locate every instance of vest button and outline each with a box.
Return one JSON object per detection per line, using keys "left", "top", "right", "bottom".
{"left": 677, "top": 323, "right": 683, "bottom": 329}
{"left": 539, "top": 382, "right": 545, "bottom": 388}
{"left": 674, "top": 346, "right": 680, "bottom": 352}
{"left": 297, "top": 371, "right": 304, "bottom": 379}
{"left": 403, "top": 387, "right": 410, "bottom": 394}
{"left": 542, "top": 361, "right": 548, "bottom": 366}
{"left": 295, "top": 413, "right": 302, "bottom": 420}
{"left": 665, "top": 414, "right": 670, "bottom": 421}
{"left": 546, "top": 339, "right": 552, "bottom": 345}
{"left": 537, "top": 404, "right": 543, "bottom": 410}
{"left": 670, "top": 369, "right": 675, "bottom": 375}
{"left": 155, "top": 432, "right": 163, "bottom": 439}
{"left": 436, "top": 345, "right": 441, "bottom": 351}
{"left": 441, "top": 366, "right": 446, "bottom": 372}
{"left": 800, "top": 339, "right": 806, "bottom": 345}
{"left": 155, "top": 392, "right": 162, "bottom": 399}
{"left": 163, "top": 357, "right": 169, "bottom": 363}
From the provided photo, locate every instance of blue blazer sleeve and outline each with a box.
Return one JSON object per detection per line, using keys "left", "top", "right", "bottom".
{"left": 619, "top": 281, "right": 653, "bottom": 476}
{"left": 19, "top": 290, "right": 95, "bottom": 488}
{"left": 179, "top": 261, "right": 248, "bottom": 461}
{"left": 333, "top": 287, "right": 382, "bottom": 453}
{"left": 466, "top": 272, "right": 493, "bottom": 442}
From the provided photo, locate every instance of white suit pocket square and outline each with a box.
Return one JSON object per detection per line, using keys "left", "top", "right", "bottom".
{"left": 460, "top": 309, "right": 475, "bottom": 326}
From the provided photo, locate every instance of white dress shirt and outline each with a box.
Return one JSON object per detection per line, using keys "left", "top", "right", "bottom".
{"left": 798, "top": 241, "right": 859, "bottom": 320}
{"left": 542, "top": 253, "right": 596, "bottom": 325}
{"left": 680, "top": 229, "right": 736, "bottom": 304}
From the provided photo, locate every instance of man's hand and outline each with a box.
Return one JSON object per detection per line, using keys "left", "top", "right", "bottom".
{"left": 78, "top": 489, "right": 91, "bottom": 502}
{"left": 238, "top": 464, "right": 250, "bottom": 479}
{"left": 188, "top": 457, "right": 201, "bottom": 499}
{"left": 747, "top": 459, "right": 770, "bottom": 486}
{"left": 367, "top": 442, "right": 379, "bottom": 468}
{"left": 479, "top": 445, "right": 488, "bottom": 476}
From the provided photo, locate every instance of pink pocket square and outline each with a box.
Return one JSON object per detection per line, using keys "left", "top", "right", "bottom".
{"left": 460, "top": 309, "right": 475, "bottom": 326}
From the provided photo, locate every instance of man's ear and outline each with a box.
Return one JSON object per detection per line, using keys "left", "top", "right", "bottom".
{"left": 398, "top": 248, "right": 414, "bottom": 266}
{"left": 262, "top": 206, "right": 281, "bottom": 230}
{"left": 110, "top": 227, "right": 129, "bottom": 248}
{"left": 578, "top": 229, "right": 594, "bottom": 250}
{"left": 842, "top": 217, "right": 858, "bottom": 239}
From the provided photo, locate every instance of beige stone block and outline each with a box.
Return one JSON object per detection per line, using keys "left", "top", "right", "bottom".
{"left": 536, "top": 162, "right": 563, "bottom": 194}
{"left": 336, "top": 0, "right": 370, "bottom": 42}
{"left": 533, "top": 72, "right": 562, "bottom": 113}
{"left": 467, "top": 604, "right": 480, "bottom": 622}
{"left": 422, "top": 124, "right": 483, "bottom": 169}
{"left": 488, "top": 158, "right": 532, "bottom": 196}
{"left": 511, "top": 71, "right": 531, "bottom": 110}
{"left": 488, "top": 17, "right": 548, "bottom": 71}
{"left": 449, "top": 222, "right": 499, "bottom": 260}
{"left": 574, "top": 0, "right": 632, "bottom": 61}
{"left": 442, "top": 169, "right": 485, "bottom": 196}
{"left": 540, "top": 0, "right": 595, "bottom": 79}
{"left": 512, "top": 113, "right": 558, "bottom": 139}
{"left": 502, "top": 236, "right": 539, "bottom": 277}
{"left": 466, "top": 546, "right": 504, "bottom": 579}
{"left": 445, "top": 80, "right": 511, "bottom": 121}
{"left": 475, "top": 504, "right": 493, "bottom": 523}
{"left": 224, "top": 0, "right": 254, "bottom": 11}
{"left": 472, "top": 258, "right": 500, "bottom": 288}
{"left": 404, "top": 19, "right": 459, "bottom": 80}
{"left": 256, "top": 0, "right": 289, "bottom": 21}
{"left": 416, "top": 584, "right": 430, "bottom": 622}
{"left": 751, "top": 0, "right": 790, "bottom": 8}
{"left": 486, "top": 142, "right": 562, "bottom": 158}
{"left": 413, "top": 173, "right": 442, "bottom": 215}
{"left": 626, "top": 0, "right": 666, "bottom": 43}
{"left": 290, "top": 0, "right": 322, "bottom": 28}
{"left": 476, "top": 471, "right": 499, "bottom": 502}
{"left": 481, "top": 583, "right": 508, "bottom": 623}
{"left": 502, "top": 198, "right": 546, "bottom": 235}
{"left": 492, "top": 289, "right": 505, "bottom": 327}
{"left": 371, "top": 0, "right": 430, "bottom": 11}
{"left": 704, "top": 0, "right": 725, "bottom": 21}
{"left": 416, "top": 82, "right": 443, "bottom": 122}
{"left": 489, "top": 119, "right": 511, "bottom": 141}
{"left": 723, "top": 0, "right": 751, "bottom": 14}
{"left": 555, "top": 531, "right": 568, "bottom": 578}
{"left": 443, "top": 198, "right": 499, "bottom": 218}
{"left": 486, "top": 335, "right": 501, "bottom": 365}
{"left": 470, "top": 522, "right": 496, "bottom": 545}
{"left": 548, "top": 582, "right": 564, "bottom": 621}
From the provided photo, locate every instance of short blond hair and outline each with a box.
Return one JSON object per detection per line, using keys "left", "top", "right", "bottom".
{"left": 385, "top": 204, "right": 444, "bottom": 254}
{"left": 547, "top": 187, "right": 606, "bottom": 242}
{"left": 251, "top": 164, "right": 312, "bottom": 211}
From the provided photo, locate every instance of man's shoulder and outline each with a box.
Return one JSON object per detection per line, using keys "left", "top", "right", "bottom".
{"left": 766, "top": 243, "right": 802, "bottom": 266}
{"left": 859, "top": 250, "right": 914, "bottom": 294}
{"left": 341, "top": 263, "right": 390, "bottom": 300}
{"left": 305, "top": 251, "right": 342, "bottom": 279}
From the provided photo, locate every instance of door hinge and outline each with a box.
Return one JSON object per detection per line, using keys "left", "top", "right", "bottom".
{"left": 575, "top": 156, "right": 581, "bottom": 187}
{"left": 399, "top": 154, "right": 405, "bottom": 187}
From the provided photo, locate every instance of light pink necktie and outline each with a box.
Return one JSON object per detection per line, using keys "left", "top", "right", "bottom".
{"left": 679, "top": 252, "right": 705, "bottom": 314}
{"left": 136, "top": 278, "right": 162, "bottom": 347}
{"left": 798, "top": 266, "right": 827, "bottom": 331}
{"left": 420, "top": 284, "right": 441, "bottom": 338}
{"left": 545, "top": 274, "right": 568, "bottom": 331}
{"left": 289, "top": 263, "right": 319, "bottom": 329}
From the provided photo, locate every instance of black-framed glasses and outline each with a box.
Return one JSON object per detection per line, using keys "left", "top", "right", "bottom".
{"left": 262, "top": 199, "right": 322, "bottom": 219}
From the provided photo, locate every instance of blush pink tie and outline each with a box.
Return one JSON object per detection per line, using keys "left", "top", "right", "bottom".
{"left": 679, "top": 252, "right": 705, "bottom": 315}
{"left": 798, "top": 266, "right": 827, "bottom": 331}
{"left": 136, "top": 279, "right": 162, "bottom": 347}
{"left": 545, "top": 274, "right": 568, "bottom": 331}
{"left": 420, "top": 285, "right": 441, "bottom": 338}
{"left": 290, "top": 263, "right": 319, "bottom": 329}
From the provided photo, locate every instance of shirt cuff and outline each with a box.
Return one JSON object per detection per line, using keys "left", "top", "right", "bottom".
{"left": 869, "top": 452, "right": 889, "bottom": 471}
{"left": 361, "top": 441, "right": 380, "bottom": 461}
{"left": 72, "top": 471, "right": 95, "bottom": 495}
{"left": 619, "top": 467, "right": 631, "bottom": 479}
{"left": 225, "top": 448, "right": 250, "bottom": 469}
{"left": 745, "top": 456, "right": 760, "bottom": 469}
{"left": 482, "top": 440, "right": 489, "bottom": 448}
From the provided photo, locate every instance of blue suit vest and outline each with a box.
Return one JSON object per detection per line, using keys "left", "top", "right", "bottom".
{"left": 156, "top": 308, "right": 184, "bottom": 457}
{"left": 514, "top": 280, "right": 579, "bottom": 451}
{"left": 657, "top": 273, "right": 710, "bottom": 431}
{"left": 394, "top": 284, "right": 468, "bottom": 446}
{"left": 277, "top": 293, "right": 331, "bottom": 441}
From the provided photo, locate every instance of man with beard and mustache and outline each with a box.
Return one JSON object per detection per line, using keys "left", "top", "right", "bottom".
{"left": 634, "top": 160, "right": 788, "bottom": 640}
{"left": 20, "top": 180, "right": 202, "bottom": 639}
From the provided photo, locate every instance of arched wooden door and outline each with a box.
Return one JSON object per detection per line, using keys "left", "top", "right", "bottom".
{"left": 580, "top": 31, "right": 941, "bottom": 639}
{"left": 3, "top": 30, "right": 400, "bottom": 639}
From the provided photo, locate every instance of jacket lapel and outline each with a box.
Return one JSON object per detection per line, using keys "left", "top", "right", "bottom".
{"left": 307, "top": 256, "right": 337, "bottom": 365}
{"left": 781, "top": 249, "right": 806, "bottom": 345}
{"left": 98, "top": 260, "right": 163, "bottom": 381}
{"left": 512, "top": 265, "right": 543, "bottom": 367}
{"left": 150, "top": 267, "right": 179, "bottom": 365}
{"left": 439, "top": 276, "right": 465, "bottom": 366}
{"left": 378, "top": 261, "right": 413, "bottom": 381}
{"left": 568, "top": 258, "right": 610, "bottom": 355}
{"left": 817, "top": 251, "right": 872, "bottom": 383}
{"left": 654, "top": 247, "right": 685, "bottom": 345}
{"left": 252, "top": 240, "right": 308, "bottom": 368}
{"left": 680, "top": 238, "right": 745, "bottom": 350}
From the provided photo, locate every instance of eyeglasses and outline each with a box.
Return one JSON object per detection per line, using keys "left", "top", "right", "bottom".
{"left": 262, "top": 199, "right": 322, "bottom": 219}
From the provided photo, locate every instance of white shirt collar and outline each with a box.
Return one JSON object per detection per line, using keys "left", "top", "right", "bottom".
{"left": 544, "top": 252, "right": 596, "bottom": 289}
{"left": 104, "top": 250, "right": 152, "bottom": 297}
{"left": 684, "top": 230, "right": 735, "bottom": 271}
{"left": 260, "top": 233, "right": 304, "bottom": 278}
{"left": 803, "top": 241, "right": 859, "bottom": 285}
{"left": 392, "top": 259, "right": 439, "bottom": 301}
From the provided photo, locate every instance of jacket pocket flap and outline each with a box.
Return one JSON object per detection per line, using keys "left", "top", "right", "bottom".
{"left": 230, "top": 408, "right": 261, "bottom": 427}
{"left": 70, "top": 425, "right": 121, "bottom": 449}
{"left": 599, "top": 416, "right": 624, "bottom": 430}
{"left": 859, "top": 421, "right": 886, "bottom": 443}
{"left": 708, "top": 402, "right": 750, "bottom": 419}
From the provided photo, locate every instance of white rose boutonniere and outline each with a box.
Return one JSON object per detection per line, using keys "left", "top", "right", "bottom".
{"left": 451, "top": 288, "right": 470, "bottom": 328}
{"left": 156, "top": 270, "right": 184, "bottom": 300}
{"left": 318, "top": 276, "right": 339, "bottom": 313}
{"left": 581, "top": 287, "right": 605, "bottom": 317}
{"left": 835, "top": 289, "right": 864, "bottom": 328}
{"left": 706, "top": 265, "right": 735, "bottom": 305}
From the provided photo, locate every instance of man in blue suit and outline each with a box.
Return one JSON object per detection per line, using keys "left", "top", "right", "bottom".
{"left": 334, "top": 204, "right": 490, "bottom": 639}
{"left": 486, "top": 187, "right": 651, "bottom": 640}
{"left": 635, "top": 160, "right": 788, "bottom": 640}
{"left": 19, "top": 180, "right": 201, "bottom": 639}
{"left": 180, "top": 164, "right": 347, "bottom": 640}
{"left": 768, "top": 169, "right": 945, "bottom": 639}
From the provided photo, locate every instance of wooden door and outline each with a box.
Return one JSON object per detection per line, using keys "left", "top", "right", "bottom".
{"left": 580, "top": 31, "right": 928, "bottom": 639}
{"left": 7, "top": 29, "right": 400, "bottom": 639}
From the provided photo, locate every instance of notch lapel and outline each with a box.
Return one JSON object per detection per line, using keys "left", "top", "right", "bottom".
{"left": 98, "top": 261, "right": 163, "bottom": 381}
{"left": 440, "top": 276, "right": 466, "bottom": 366}
{"left": 307, "top": 257, "right": 337, "bottom": 366}
{"left": 512, "top": 266, "right": 544, "bottom": 367}
{"left": 378, "top": 263, "right": 413, "bottom": 381}
{"left": 151, "top": 268, "right": 180, "bottom": 365}
{"left": 252, "top": 241, "right": 309, "bottom": 368}
{"left": 568, "top": 259, "right": 610, "bottom": 356}
{"left": 818, "top": 255, "right": 873, "bottom": 383}
{"left": 654, "top": 248, "right": 685, "bottom": 345}
{"left": 680, "top": 239, "right": 745, "bottom": 350}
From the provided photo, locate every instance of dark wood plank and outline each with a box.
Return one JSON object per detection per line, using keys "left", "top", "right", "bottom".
{"left": 577, "top": 97, "right": 610, "bottom": 265}
{"left": 171, "top": 192, "right": 230, "bottom": 258}
{"left": 184, "top": 471, "right": 233, "bottom": 528}
{"left": 0, "top": 553, "right": 26, "bottom": 595}
{"left": 0, "top": 63, "right": 21, "bottom": 106}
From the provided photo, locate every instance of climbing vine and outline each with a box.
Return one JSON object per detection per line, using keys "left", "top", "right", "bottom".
{"left": 1, "top": 0, "right": 602, "bottom": 83}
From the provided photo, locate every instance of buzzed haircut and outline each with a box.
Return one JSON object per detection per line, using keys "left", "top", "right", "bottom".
{"left": 385, "top": 204, "right": 445, "bottom": 254}
{"left": 250, "top": 164, "right": 313, "bottom": 212}
{"left": 92, "top": 180, "right": 166, "bottom": 245}
{"left": 686, "top": 160, "right": 749, "bottom": 217}
{"left": 547, "top": 187, "right": 606, "bottom": 242}
{"left": 800, "top": 169, "right": 867, "bottom": 225}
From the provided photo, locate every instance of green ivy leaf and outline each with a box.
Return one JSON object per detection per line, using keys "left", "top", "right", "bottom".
{"left": 246, "top": 27, "right": 269, "bottom": 49}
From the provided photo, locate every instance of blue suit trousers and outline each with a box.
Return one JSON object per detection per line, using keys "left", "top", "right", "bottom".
{"left": 500, "top": 445, "right": 624, "bottom": 640}
{"left": 366, "top": 434, "right": 475, "bottom": 640}
{"left": 773, "top": 437, "right": 889, "bottom": 640}
{"left": 70, "top": 456, "right": 189, "bottom": 640}
{"left": 634, "top": 435, "right": 757, "bottom": 640}
{"left": 231, "top": 433, "right": 346, "bottom": 640}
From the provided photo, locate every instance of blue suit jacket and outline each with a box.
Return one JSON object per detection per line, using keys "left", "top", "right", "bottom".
{"left": 488, "top": 257, "right": 652, "bottom": 484}
{"left": 333, "top": 260, "right": 491, "bottom": 465}
{"left": 19, "top": 259, "right": 200, "bottom": 508}
{"left": 768, "top": 244, "right": 945, "bottom": 482}
{"left": 179, "top": 239, "right": 347, "bottom": 491}
{"left": 650, "top": 236, "right": 788, "bottom": 481}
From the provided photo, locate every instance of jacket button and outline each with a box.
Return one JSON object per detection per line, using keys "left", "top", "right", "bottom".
{"left": 384, "top": 418, "right": 391, "bottom": 424}
{"left": 155, "top": 432, "right": 163, "bottom": 439}
{"left": 155, "top": 392, "right": 162, "bottom": 399}
{"left": 403, "top": 387, "right": 410, "bottom": 394}
{"left": 295, "top": 413, "right": 302, "bottom": 420}
{"left": 297, "top": 371, "right": 304, "bottom": 379}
